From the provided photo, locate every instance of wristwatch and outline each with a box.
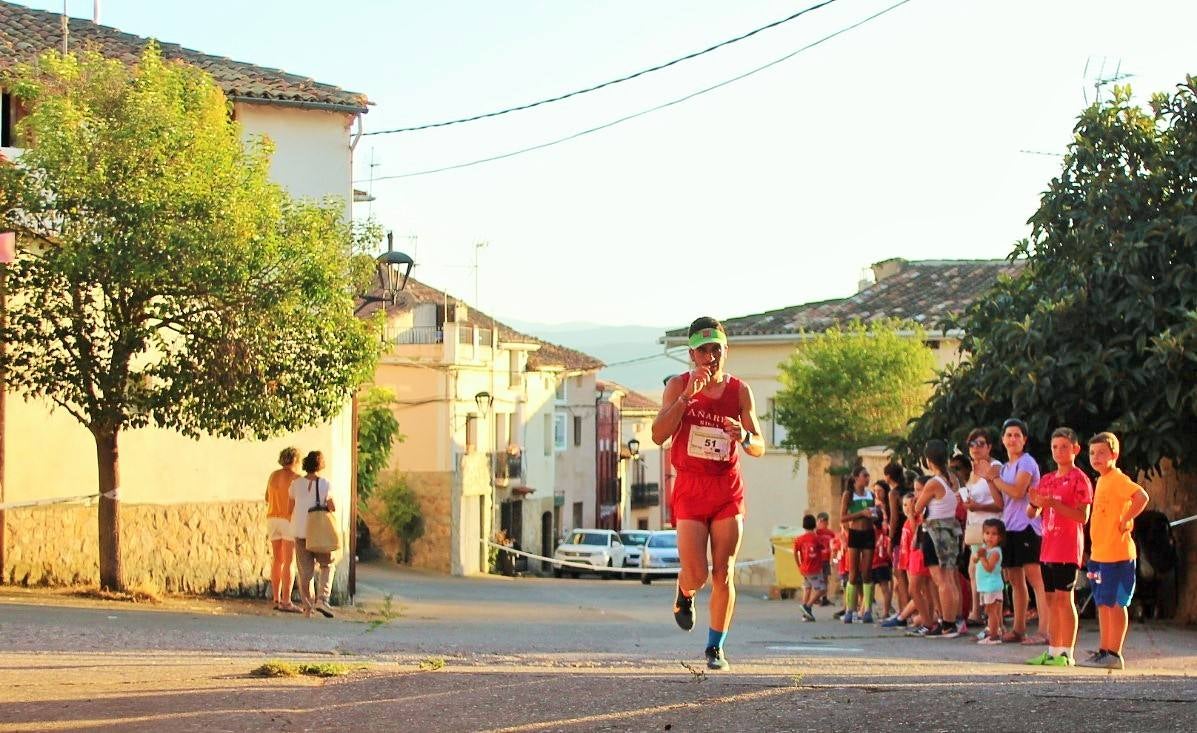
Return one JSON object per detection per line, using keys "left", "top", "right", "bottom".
{"left": 741, "top": 429, "right": 754, "bottom": 448}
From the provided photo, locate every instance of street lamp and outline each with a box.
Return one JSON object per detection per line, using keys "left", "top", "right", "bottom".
{"left": 627, "top": 438, "right": 640, "bottom": 459}
{"left": 357, "top": 232, "right": 414, "bottom": 309}
{"left": 474, "top": 391, "right": 493, "bottom": 417}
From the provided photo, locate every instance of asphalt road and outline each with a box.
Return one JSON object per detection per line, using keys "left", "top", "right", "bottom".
{"left": 1, "top": 562, "right": 1195, "bottom": 731}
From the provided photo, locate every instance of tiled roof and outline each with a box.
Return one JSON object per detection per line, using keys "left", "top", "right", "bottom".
{"left": 597, "top": 380, "right": 660, "bottom": 411}
{"left": 359, "top": 275, "right": 604, "bottom": 373}
{"left": 666, "top": 259, "right": 1025, "bottom": 339}
{"left": 0, "top": 1, "right": 367, "bottom": 111}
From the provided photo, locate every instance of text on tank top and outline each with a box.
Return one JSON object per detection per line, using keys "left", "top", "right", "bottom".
{"left": 670, "top": 373, "right": 742, "bottom": 476}
{"left": 847, "top": 489, "right": 874, "bottom": 516}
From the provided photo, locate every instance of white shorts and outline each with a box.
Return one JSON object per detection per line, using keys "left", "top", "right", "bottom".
{"left": 979, "top": 590, "right": 1003, "bottom": 606}
{"left": 267, "top": 517, "right": 294, "bottom": 542}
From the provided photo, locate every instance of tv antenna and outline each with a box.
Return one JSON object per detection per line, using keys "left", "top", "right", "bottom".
{"left": 1082, "top": 57, "right": 1134, "bottom": 106}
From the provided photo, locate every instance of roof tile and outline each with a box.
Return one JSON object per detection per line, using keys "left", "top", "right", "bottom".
{"left": 0, "top": 1, "right": 367, "bottom": 110}
{"left": 358, "top": 276, "right": 604, "bottom": 373}
{"left": 667, "top": 259, "right": 1025, "bottom": 338}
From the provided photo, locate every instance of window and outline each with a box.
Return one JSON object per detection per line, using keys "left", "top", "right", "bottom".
{"left": 544, "top": 414, "right": 553, "bottom": 456}
{"left": 465, "top": 414, "right": 477, "bottom": 454}
{"left": 555, "top": 378, "right": 567, "bottom": 403}
{"left": 637, "top": 519, "right": 649, "bottom": 530}
{"left": 573, "top": 416, "right": 583, "bottom": 447}
{"left": 554, "top": 413, "right": 568, "bottom": 452}
{"left": 768, "top": 398, "right": 788, "bottom": 449}
{"left": 572, "top": 502, "right": 583, "bottom": 529}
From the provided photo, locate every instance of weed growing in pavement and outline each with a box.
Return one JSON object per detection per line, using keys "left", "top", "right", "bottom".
{"left": 790, "top": 673, "right": 805, "bottom": 687}
{"left": 679, "top": 661, "right": 707, "bottom": 682}
{"left": 73, "top": 580, "right": 163, "bottom": 604}
{"left": 418, "top": 657, "right": 446, "bottom": 671}
{"left": 250, "top": 661, "right": 361, "bottom": 678}
{"left": 362, "top": 594, "right": 403, "bottom": 632}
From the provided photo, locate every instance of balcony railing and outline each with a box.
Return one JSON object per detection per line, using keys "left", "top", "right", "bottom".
{"left": 392, "top": 326, "right": 444, "bottom": 345}
{"left": 630, "top": 482, "right": 660, "bottom": 509}
{"left": 491, "top": 452, "right": 523, "bottom": 482}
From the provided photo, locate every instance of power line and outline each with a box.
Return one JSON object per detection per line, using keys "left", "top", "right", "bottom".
{"left": 362, "top": 1, "right": 840, "bottom": 136}
{"left": 600, "top": 349, "right": 688, "bottom": 368}
{"left": 363, "top": 0, "right": 915, "bottom": 181}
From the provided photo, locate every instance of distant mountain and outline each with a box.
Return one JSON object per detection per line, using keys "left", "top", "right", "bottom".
{"left": 500, "top": 319, "right": 681, "bottom": 402}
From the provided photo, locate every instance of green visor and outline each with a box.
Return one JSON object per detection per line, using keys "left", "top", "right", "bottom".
{"left": 688, "top": 328, "right": 727, "bottom": 350}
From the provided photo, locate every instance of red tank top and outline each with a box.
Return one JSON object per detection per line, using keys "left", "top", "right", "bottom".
{"left": 670, "top": 373, "right": 744, "bottom": 477}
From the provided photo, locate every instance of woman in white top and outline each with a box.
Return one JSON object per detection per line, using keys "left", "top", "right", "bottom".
{"left": 961, "top": 428, "right": 1004, "bottom": 627}
{"left": 289, "top": 450, "right": 337, "bottom": 618}
{"left": 914, "top": 439, "right": 963, "bottom": 638}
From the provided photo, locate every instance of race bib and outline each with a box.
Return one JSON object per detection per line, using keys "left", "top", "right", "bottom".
{"left": 687, "top": 425, "right": 731, "bottom": 461}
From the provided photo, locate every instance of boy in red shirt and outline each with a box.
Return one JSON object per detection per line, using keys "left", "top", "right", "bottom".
{"left": 814, "top": 512, "right": 836, "bottom": 606}
{"left": 1027, "top": 427, "right": 1093, "bottom": 666}
{"left": 793, "top": 514, "right": 828, "bottom": 622}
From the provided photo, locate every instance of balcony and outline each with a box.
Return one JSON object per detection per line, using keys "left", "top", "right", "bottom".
{"left": 391, "top": 326, "right": 444, "bottom": 345}
{"left": 491, "top": 451, "right": 523, "bottom": 486}
{"left": 630, "top": 482, "right": 660, "bottom": 509}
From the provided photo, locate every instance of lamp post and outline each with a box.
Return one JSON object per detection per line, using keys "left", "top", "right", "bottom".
{"left": 354, "top": 232, "right": 415, "bottom": 316}
{"left": 349, "top": 234, "right": 413, "bottom": 600}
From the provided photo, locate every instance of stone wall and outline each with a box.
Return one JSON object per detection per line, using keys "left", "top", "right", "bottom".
{"left": 361, "top": 470, "right": 452, "bottom": 574}
{"left": 4, "top": 501, "right": 274, "bottom": 596}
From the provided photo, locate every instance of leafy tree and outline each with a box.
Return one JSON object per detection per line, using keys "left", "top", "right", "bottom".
{"left": 905, "top": 79, "right": 1197, "bottom": 477}
{"left": 774, "top": 319, "right": 936, "bottom": 462}
{"left": 0, "top": 47, "right": 378, "bottom": 590}
{"left": 356, "top": 386, "right": 403, "bottom": 504}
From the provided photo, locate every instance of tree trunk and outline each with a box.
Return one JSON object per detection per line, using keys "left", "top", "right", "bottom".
{"left": 93, "top": 428, "right": 123, "bottom": 591}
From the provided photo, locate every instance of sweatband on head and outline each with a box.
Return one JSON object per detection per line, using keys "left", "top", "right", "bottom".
{"left": 688, "top": 328, "right": 727, "bottom": 350}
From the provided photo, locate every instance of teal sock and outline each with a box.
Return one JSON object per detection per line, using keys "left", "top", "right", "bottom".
{"left": 707, "top": 627, "right": 727, "bottom": 650}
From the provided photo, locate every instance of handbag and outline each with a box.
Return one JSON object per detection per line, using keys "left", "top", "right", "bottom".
{"left": 304, "top": 478, "right": 341, "bottom": 553}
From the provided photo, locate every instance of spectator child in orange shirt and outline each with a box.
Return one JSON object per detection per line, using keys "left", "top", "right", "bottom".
{"left": 1078, "top": 432, "right": 1149, "bottom": 670}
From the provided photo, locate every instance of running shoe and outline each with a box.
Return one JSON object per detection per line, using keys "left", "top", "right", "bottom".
{"left": 673, "top": 583, "right": 695, "bottom": 631}
{"left": 315, "top": 603, "right": 335, "bottom": 619}
{"left": 859, "top": 611, "right": 874, "bottom": 624}
{"left": 1042, "top": 653, "right": 1074, "bottom": 667}
{"left": 955, "top": 619, "right": 968, "bottom": 636}
{"left": 880, "top": 616, "right": 908, "bottom": 628}
{"left": 705, "top": 646, "right": 730, "bottom": 671}
{"left": 842, "top": 610, "right": 855, "bottom": 624}
{"left": 1025, "top": 650, "right": 1052, "bottom": 665}
{"left": 801, "top": 606, "right": 816, "bottom": 623}
{"left": 1078, "top": 650, "right": 1113, "bottom": 669}
{"left": 904, "top": 625, "right": 929, "bottom": 637}
{"left": 832, "top": 609, "right": 846, "bottom": 620}
{"left": 940, "top": 625, "right": 960, "bottom": 639}
{"left": 977, "top": 636, "right": 1002, "bottom": 646}
{"left": 923, "top": 622, "right": 946, "bottom": 638}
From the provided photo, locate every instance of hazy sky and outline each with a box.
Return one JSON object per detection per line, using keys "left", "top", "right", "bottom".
{"left": 26, "top": 0, "right": 1197, "bottom": 328}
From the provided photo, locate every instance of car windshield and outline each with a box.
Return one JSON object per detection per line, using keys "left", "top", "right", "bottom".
{"left": 619, "top": 532, "right": 649, "bottom": 546}
{"left": 569, "top": 531, "right": 608, "bottom": 546}
{"left": 647, "top": 533, "right": 678, "bottom": 548}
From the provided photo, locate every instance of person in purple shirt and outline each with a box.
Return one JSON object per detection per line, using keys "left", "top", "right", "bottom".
{"left": 977, "top": 418, "right": 1050, "bottom": 644}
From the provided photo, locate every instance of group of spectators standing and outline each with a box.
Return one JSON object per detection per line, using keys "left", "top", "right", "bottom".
{"left": 793, "top": 419, "right": 1150, "bottom": 670}
{"left": 264, "top": 447, "right": 338, "bottom": 618}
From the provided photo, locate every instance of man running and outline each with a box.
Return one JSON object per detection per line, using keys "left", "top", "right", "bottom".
{"left": 653, "top": 317, "right": 764, "bottom": 671}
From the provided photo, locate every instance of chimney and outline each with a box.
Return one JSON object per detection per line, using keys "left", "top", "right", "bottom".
{"left": 870, "top": 258, "right": 907, "bottom": 284}
{"left": 93, "top": 1, "right": 100, "bottom": 24}
{"left": 857, "top": 268, "right": 874, "bottom": 292}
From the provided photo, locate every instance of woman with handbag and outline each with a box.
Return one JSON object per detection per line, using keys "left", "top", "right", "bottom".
{"left": 289, "top": 450, "right": 338, "bottom": 618}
